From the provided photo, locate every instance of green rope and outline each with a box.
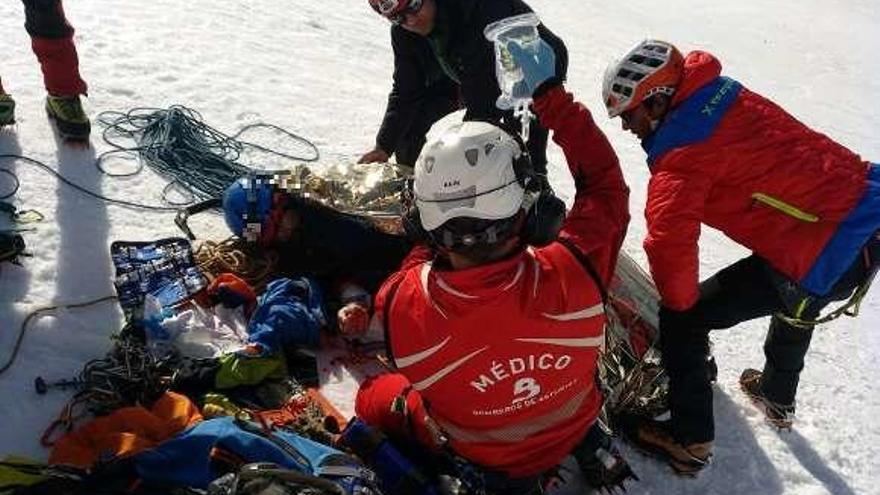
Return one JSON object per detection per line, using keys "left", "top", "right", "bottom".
{"left": 1, "top": 108, "right": 320, "bottom": 211}
{"left": 95, "top": 106, "right": 320, "bottom": 204}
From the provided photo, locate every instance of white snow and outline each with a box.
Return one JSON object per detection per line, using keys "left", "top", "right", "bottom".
{"left": 1, "top": 1, "right": 878, "bottom": 494}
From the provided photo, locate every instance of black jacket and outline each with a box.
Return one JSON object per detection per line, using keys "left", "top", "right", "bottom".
{"left": 375, "top": 0, "right": 568, "bottom": 154}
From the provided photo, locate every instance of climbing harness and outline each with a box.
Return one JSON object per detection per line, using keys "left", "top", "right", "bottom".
{"left": 777, "top": 239, "right": 880, "bottom": 329}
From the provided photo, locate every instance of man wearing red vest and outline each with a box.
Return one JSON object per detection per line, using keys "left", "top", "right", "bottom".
{"left": 602, "top": 40, "right": 880, "bottom": 474}
{"left": 0, "top": 0, "right": 90, "bottom": 140}
{"left": 355, "top": 39, "right": 635, "bottom": 493}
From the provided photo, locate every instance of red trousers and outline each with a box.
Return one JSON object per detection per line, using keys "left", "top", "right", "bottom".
{"left": 15, "top": 0, "right": 87, "bottom": 96}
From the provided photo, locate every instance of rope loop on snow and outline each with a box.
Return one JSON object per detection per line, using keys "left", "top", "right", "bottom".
{"left": 0, "top": 295, "right": 119, "bottom": 377}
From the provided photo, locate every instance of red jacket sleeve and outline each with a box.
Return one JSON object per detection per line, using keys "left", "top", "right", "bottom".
{"left": 533, "top": 87, "right": 630, "bottom": 285}
{"left": 643, "top": 168, "right": 709, "bottom": 310}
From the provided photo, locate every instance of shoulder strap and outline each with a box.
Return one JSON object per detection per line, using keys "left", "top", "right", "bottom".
{"left": 556, "top": 237, "right": 608, "bottom": 305}
{"left": 380, "top": 276, "right": 406, "bottom": 369}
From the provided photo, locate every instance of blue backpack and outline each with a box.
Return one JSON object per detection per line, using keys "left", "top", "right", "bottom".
{"left": 134, "top": 417, "right": 381, "bottom": 494}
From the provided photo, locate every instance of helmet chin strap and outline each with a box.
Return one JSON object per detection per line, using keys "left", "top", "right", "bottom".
{"left": 520, "top": 187, "right": 540, "bottom": 212}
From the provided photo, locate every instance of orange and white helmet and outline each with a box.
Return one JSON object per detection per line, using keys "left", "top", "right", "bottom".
{"left": 602, "top": 40, "right": 684, "bottom": 118}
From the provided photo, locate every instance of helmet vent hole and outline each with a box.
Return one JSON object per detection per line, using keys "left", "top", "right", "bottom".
{"left": 484, "top": 142, "right": 496, "bottom": 156}
{"left": 465, "top": 148, "right": 479, "bottom": 166}
{"left": 618, "top": 68, "right": 646, "bottom": 82}
{"left": 612, "top": 84, "right": 634, "bottom": 97}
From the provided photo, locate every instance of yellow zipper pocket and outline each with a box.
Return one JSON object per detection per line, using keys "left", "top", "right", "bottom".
{"left": 751, "top": 193, "right": 819, "bottom": 223}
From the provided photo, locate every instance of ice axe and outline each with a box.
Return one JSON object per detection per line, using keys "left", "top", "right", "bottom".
{"left": 34, "top": 376, "right": 81, "bottom": 394}
{"left": 175, "top": 197, "right": 222, "bottom": 240}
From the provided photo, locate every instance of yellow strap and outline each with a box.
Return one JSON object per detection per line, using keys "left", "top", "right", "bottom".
{"left": 752, "top": 193, "right": 819, "bottom": 223}
{"left": 794, "top": 297, "right": 811, "bottom": 318}
{"left": 0, "top": 457, "right": 47, "bottom": 489}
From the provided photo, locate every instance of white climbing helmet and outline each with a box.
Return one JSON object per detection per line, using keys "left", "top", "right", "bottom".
{"left": 414, "top": 120, "right": 525, "bottom": 232}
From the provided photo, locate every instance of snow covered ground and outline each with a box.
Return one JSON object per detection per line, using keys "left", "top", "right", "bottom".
{"left": 1, "top": 0, "right": 878, "bottom": 493}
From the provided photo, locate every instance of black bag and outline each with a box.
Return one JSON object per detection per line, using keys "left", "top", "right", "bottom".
{"left": 0, "top": 231, "right": 26, "bottom": 265}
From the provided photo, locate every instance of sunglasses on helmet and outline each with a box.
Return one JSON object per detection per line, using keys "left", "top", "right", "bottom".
{"left": 378, "top": 0, "right": 424, "bottom": 25}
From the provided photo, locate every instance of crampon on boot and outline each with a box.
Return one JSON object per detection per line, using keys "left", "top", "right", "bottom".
{"left": 740, "top": 368, "right": 795, "bottom": 430}
{"left": 0, "top": 93, "right": 15, "bottom": 127}
{"left": 45, "top": 95, "right": 90, "bottom": 141}
{"left": 574, "top": 444, "right": 639, "bottom": 493}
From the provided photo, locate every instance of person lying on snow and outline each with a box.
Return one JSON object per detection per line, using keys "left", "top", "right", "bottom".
{"left": 222, "top": 177, "right": 413, "bottom": 336}
{"left": 358, "top": 0, "right": 567, "bottom": 174}
{"left": 355, "top": 39, "right": 636, "bottom": 493}
{"left": 601, "top": 39, "right": 880, "bottom": 475}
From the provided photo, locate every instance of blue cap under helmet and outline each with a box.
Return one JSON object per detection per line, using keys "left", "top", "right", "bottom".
{"left": 222, "top": 177, "right": 275, "bottom": 239}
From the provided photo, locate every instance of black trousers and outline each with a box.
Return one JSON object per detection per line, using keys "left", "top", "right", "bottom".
{"left": 393, "top": 92, "right": 462, "bottom": 168}
{"left": 276, "top": 197, "right": 412, "bottom": 294}
{"left": 661, "top": 248, "right": 875, "bottom": 444}
{"left": 22, "top": 0, "right": 72, "bottom": 39}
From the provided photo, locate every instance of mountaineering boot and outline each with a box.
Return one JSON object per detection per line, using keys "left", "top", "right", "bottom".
{"left": 621, "top": 415, "right": 712, "bottom": 476}
{"left": 45, "top": 94, "right": 90, "bottom": 140}
{"left": 0, "top": 92, "right": 15, "bottom": 127}
{"left": 740, "top": 368, "right": 795, "bottom": 429}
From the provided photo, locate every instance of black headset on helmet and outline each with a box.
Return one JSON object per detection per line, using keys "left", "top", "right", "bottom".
{"left": 403, "top": 126, "right": 566, "bottom": 249}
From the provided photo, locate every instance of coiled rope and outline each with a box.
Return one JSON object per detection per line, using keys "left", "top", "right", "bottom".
{"left": 0, "top": 105, "right": 320, "bottom": 211}
{"left": 194, "top": 237, "right": 278, "bottom": 292}
{"left": 96, "top": 106, "right": 319, "bottom": 205}
{"left": 40, "top": 331, "right": 177, "bottom": 446}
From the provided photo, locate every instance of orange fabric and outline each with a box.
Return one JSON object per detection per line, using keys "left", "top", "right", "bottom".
{"left": 306, "top": 387, "right": 348, "bottom": 430}
{"left": 49, "top": 392, "right": 202, "bottom": 469}
{"left": 207, "top": 273, "right": 258, "bottom": 315}
{"left": 624, "top": 45, "right": 684, "bottom": 115}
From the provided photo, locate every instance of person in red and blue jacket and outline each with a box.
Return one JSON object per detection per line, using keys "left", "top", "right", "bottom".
{"left": 355, "top": 39, "right": 636, "bottom": 493}
{"left": 0, "top": 0, "right": 90, "bottom": 139}
{"left": 602, "top": 39, "right": 880, "bottom": 474}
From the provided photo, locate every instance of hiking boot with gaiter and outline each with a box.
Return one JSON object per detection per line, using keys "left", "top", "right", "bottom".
{"left": 622, "top": 415, "right": 712, "bottom": 476}
{"left": 740, "top": 368, "right": 795, "bottom": 429}
{"left": 46, "top": 94, "right": 90, "bottom": 140}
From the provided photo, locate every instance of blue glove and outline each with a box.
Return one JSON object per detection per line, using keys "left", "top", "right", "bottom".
{"left": 506, "top": 38, "right": 557, "bottom": 97}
